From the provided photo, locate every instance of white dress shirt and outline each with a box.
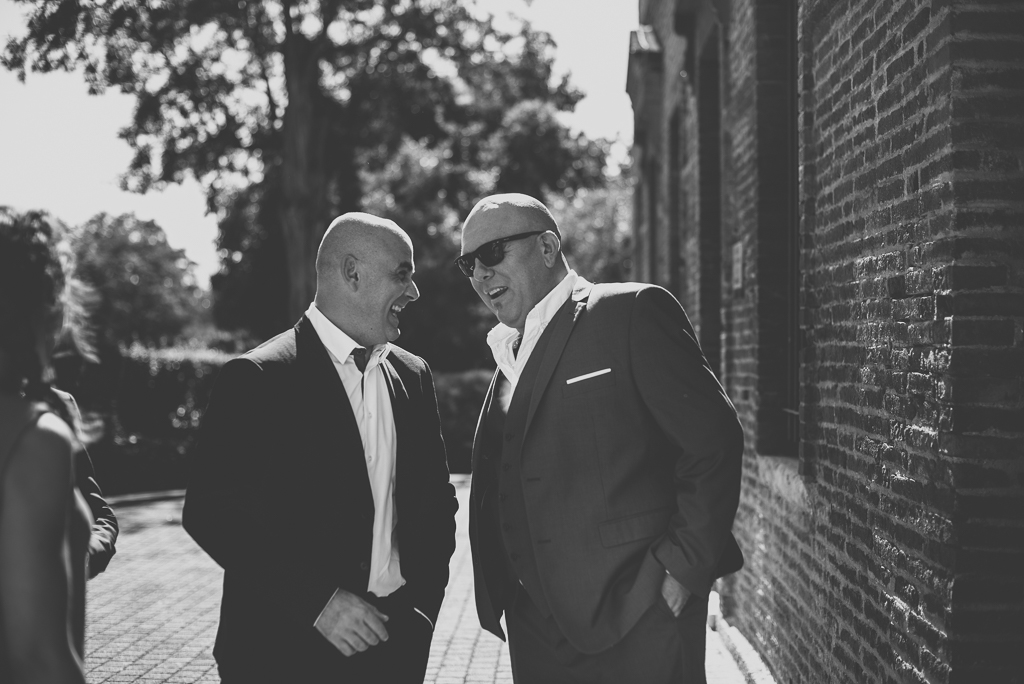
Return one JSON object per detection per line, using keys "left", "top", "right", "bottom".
{"left": 305, "top": 303, "right": 404, "bottom": 598}
{"left": 486, "top": 270, "right": 579, "bottom": 396}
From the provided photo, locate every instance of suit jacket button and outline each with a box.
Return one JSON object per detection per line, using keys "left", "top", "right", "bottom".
{"left": 505, "top": 433, "right": 513, "bottom": 442}
{"left": 499, "top": 493, "right": 507, "bottom": 501}
{"left": 502, "top": 463, "right": 511, "bottom": 471}
{"left": 502, "top": 523, "right": 511, "bottom": 532}
{"left": 360, "top": 561, "right": 369, "bottom": 571}
{"left": 510, "top": 553, "right": 520, "bottom": 561}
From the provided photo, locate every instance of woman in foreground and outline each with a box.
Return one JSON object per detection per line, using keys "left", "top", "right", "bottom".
{"left": 0, "top": 209, "right": 90, "bottom": 684}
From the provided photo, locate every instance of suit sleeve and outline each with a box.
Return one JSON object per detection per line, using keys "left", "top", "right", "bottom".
{"left": 629, "top": 286, "right": 744, "bottom": 596}
{"left": 55, "top": 390, "right": 118, "bottom": 577}
{"left": 182, "top": 358, "right": 338, "bottom": 626}
{"left": 401, "top": 361, "right": 458, "bottom": 625}
{"left": 75, "top": 447, "right": 118, "bottom": 578}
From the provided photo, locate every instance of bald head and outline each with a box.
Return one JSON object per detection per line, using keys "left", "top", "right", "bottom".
{"left": 315, "top": 212, "right": 419, "bottom": 347}
{"left": 316, "top": 212, "right": 410, "bottom": 283}
{"left": 461, "top": 193, "right": 560, "bottom": 254}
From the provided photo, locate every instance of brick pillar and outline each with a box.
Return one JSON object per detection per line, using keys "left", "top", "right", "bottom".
{"left": 944, "top": 2, "right": 1024, "bottom": 680}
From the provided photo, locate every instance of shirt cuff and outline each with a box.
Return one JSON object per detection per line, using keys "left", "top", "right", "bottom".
{"left": 313, "top": 587, "right": 341, "bottom": 628}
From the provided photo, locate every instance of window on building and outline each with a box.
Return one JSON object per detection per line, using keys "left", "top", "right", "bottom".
{"left": 697, "top": 27, "right": 723, "bottom": 378}
{"left": 668, "top": 107, "right": 684, "bottom": 298}
{"left": 755, "top": 0, "right": 801, "bottom": 458}
{"left": 647, "top": 158, "right": 661, "bottom": 285}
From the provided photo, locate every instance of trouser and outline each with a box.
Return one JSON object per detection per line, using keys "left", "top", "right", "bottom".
{"left": 506, "top": 583, "right": 708, "bottom": 684}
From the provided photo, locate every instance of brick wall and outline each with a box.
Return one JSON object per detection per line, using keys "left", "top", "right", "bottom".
{"left": 943, "top": 2, "right": 1024, "bottom": 679}
{"left": 796, "top": 1, "right": 961, "bottom": 680}
{"left": 628, "top": 0, "right": 1024, "bottom": 682}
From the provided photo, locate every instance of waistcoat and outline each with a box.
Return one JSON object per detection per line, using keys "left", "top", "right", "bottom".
{"left": 482, "top": 300, "right": 573, "bottom": 617}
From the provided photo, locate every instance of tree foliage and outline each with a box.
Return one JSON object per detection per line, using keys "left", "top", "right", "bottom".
{"left": 4, "top": 0, "right": 609, "bottom": 341}
{"left": 67, "top": 213, "right": 206, "bottom": 350}
{"left": 359, "top": 138, "right": 494, "bottom": 369}
{"left": 549, "top": 170, "right": 634, "bottom": 284}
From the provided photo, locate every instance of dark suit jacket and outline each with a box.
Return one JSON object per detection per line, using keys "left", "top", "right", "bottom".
{"left": 183, "top": 316, "right": 457, "bottom": 676}
{"left": 470, "top": 279, "right": 744, "bottom": 654}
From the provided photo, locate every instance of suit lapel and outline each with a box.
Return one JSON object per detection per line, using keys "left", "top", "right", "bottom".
{"left": 471, "top": 368, "right": 499, "bottom": 501}
{"left": 296, "top": 316, "right": 373, "bottom": 510}
{"left": 381, "top": 358, "right": 410, "bottom": 481}
{"left": 522, "top": 279, "right": 592, "bottom": 438}
{"left": 381, "top": 358, "right": 408, "bottom": 413}
{"left": 471, "top": 370, "right": 500, "bottom": 477}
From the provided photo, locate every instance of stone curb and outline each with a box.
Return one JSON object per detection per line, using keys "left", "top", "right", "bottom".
{"left": 107, "top": 489, "right": 187, "bottom": 507}
{"left": 712, "top": 615, "right": 777, "bottom": 684}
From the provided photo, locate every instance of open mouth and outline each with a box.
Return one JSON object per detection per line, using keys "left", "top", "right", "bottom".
{"left": 487, "top": 286, "right": 508, "bottom": 301}
{"left": 389, "top": 303, "right": 405, "bottom": 319}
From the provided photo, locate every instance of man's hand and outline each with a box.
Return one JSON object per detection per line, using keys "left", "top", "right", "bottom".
{"left": 661, "top": 571, "right": 691, "bottom": 617}
{"left": 314, "top": 589, "right": 390, "bottom": 657}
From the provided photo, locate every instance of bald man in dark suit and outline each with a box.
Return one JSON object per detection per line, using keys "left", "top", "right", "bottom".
{"left": 185, "top": 213, "right": 458, "bottom": 683}
{"left": 459, "top": 194, "right": 744, "bottom": 683}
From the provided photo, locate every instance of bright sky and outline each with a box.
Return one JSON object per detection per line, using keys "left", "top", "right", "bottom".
{"left": 0, "top": 0, "right": 637, "bottom": 285}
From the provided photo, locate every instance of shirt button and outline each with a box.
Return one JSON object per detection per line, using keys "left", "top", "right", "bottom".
{"left": 360, "top": 561, "right": 369, "bottom": 571}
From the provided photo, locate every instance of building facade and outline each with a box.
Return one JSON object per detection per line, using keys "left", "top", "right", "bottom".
{"left": 627, "top": 0, "right": 1023, "bottom": 681}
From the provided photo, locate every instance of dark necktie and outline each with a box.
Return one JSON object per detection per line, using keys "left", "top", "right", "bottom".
{"left": 351, "top": 347, "right": 370, "bottom": 373}
{"left": 512, "top": 334, "right": 522, "bottom": 359}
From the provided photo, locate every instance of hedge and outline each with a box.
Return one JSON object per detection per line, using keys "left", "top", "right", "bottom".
{"left": 83, "top": 346, "right": 492, "bottom": 495}
{"left": 87, "top": 345, "right": 233, "bottom": 495}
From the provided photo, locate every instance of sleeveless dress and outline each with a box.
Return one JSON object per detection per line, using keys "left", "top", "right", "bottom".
{"left": 0, "top": 394, "right": 92, "bottom": 679}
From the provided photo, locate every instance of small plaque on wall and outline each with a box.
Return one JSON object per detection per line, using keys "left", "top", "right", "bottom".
{"left": 732, "top": 241, "right": 744, "bottom": 291}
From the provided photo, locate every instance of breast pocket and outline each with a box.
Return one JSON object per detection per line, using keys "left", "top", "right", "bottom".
{"left": 561, "top": 367, "right": 615, "bottom": 397}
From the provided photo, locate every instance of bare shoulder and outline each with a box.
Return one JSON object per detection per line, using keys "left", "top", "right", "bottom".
{"left": 7, "top": 412, "right": 75, "bottom": 484}
{"left": 26, "top": 412, "right": 75, "bottom": 451}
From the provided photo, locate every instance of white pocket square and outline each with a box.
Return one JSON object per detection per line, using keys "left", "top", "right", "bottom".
{"left": 566, "top": 368, "right": 612, "bottom": 385}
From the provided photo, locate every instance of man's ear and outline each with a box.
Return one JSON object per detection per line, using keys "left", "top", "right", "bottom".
{"left": 538, "top": 231, "right": 562, "bottom": 267}
{"left": 341, "top": 254, "right": 360, "bottom": 290}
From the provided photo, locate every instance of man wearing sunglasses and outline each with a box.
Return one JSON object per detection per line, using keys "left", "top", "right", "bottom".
{"left": 461, "top": 193, "right": 744, "bottom": 683}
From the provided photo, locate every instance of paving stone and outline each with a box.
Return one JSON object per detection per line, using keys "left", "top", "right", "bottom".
{"left": 86, "top": 481, "right": 746, "bottom": 683}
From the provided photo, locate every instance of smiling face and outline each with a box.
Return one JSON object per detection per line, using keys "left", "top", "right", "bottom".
{"left": 353, "top": 231, "right": 420, "bottom": 347}
{"left": 315, "top": 214, "right": 421, "bottom": 348}
{"left": 461, "top": 201, "right": 564, "bottom": 332}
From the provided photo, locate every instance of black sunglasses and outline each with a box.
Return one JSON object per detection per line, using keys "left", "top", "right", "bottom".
{"left": 455, "top": 231, "right": 544, "bottom": 277}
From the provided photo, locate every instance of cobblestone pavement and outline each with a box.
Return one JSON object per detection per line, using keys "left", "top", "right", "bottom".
{"left": 86, "top": 480, "right": 746, "bottom": 683}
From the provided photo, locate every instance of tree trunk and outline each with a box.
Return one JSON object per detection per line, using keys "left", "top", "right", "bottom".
{"left": 280, "top": 34, "right": 330, "bottom": 324}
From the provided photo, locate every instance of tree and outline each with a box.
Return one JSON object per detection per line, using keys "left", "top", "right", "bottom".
{"left": 548, "top": 169, "right": 634, "bottom": 284}
{"left": 68, "top": 213, "right": 206, "bottom": 350}
{"left": 490, "top": 100, "right": 606, "bottom": 199}
{"left": 359, "top": 138, "right": 494, "bottom": 369}
{"left": 4, "top": 0, "right": 606, "bottom": 330}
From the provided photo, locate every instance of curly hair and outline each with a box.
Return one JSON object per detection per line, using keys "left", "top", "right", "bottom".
{"left": 0, "top": 207, "right": 73, "bottom": 423}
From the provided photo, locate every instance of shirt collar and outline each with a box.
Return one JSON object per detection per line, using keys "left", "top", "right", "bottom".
{"left": 486, "top": 269, "right": 578, "bottom": 364}
{"left": 306, "top": 303, "right": 390, "bottom": 370}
